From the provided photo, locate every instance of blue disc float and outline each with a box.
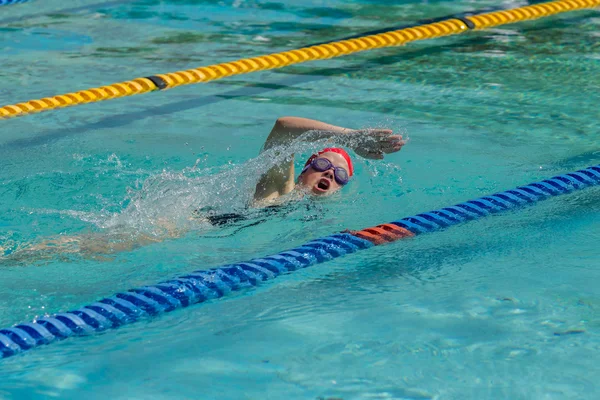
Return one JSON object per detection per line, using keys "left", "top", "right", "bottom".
{"left": 0, "top": 165, "right": 598, "bottom": 359}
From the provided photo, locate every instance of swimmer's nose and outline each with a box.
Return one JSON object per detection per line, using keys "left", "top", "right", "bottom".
{"left": 323, "top": 169, "right": 334, "bottom": 179}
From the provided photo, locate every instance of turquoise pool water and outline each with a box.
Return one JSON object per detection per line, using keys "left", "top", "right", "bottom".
{"left": 1, "top": 0, "right": 599, "bottom": 398}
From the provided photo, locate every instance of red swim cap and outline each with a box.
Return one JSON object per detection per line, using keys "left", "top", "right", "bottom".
{"left": 304, "top": 147, "right": 353, "bottom": 176}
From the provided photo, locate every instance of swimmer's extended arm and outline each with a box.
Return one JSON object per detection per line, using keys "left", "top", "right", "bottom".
{"left": 262, "top": 117, "right": 354, "bottom": 151}
{"left": 253, "top": 117, "right": 405, "bottom": 202}
{"left": 254, "top": 117, "right": 354, "bottom": 202}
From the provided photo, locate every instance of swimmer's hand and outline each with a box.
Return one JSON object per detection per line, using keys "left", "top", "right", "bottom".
{"left": 347, "top": 128, "right": 406, "bottom": 160}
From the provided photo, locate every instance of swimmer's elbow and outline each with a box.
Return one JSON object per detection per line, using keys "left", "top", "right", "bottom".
{"left": 274, "top": 116, "right": 295, "bottom": 130}
{"left": 264, "top": 117, "right": 298, "bottom": 150}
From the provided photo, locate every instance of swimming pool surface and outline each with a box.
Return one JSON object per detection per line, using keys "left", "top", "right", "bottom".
{"left": 1, "top": 0, "right": 599, "bottom": 398}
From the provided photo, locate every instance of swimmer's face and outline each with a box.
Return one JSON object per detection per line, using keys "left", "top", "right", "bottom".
{"left": 297, "top": 151, "right": 351, "bottom": 196}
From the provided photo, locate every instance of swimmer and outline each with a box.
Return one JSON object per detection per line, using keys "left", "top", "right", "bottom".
{"left": 1, "top": 117, "right": 405, "bottom": 261}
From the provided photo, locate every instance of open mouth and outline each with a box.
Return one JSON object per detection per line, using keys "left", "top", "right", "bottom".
{"left": 315, "top": 178, "right": 331, "bottom": 192}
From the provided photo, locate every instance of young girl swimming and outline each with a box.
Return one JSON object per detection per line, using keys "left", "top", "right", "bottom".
{"left": 1, "top": 117, "right": 405, "bottom": 261}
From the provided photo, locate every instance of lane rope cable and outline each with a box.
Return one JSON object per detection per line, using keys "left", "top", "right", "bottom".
{"left": 0, "top": 164, "right": 598, "bottom": 359}
{"left": 1, "top": 0, "right": 599, "bottom": 120}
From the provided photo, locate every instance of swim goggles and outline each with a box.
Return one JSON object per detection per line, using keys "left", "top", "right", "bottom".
{"left": 301, "top": 157, "right": 350, "bottom": 185}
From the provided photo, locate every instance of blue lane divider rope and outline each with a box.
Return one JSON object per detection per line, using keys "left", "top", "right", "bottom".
{"left": 391, "top": 164, "right": 599, "bottom": 235}
{"left": 0, "top": 164, "right": 598, "bottom": 359}
{"left": 0, "top": 0, "right": 29, "bottom": 6}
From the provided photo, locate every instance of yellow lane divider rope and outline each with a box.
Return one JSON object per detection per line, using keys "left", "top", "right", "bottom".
{"left": 1, "top": 0, "right": 598, "bottom": 120}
